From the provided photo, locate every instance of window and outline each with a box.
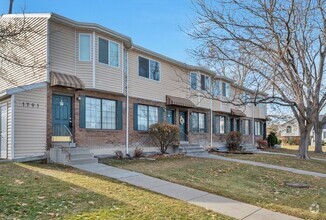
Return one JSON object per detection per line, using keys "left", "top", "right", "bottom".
{"left": 138, "top": 56, "right": 160, "bottom": 81}
{"left": 98, "top": 37, "right": 120, "bottom": 67}
{"left": 286, "top": 126, "right": 292, "bottom": 134}
{"left": 222, "top": 82, "right": 230, "bottom": 97}
{"left": 85, "top": 97, "right": 118, "bottom": 129}
{"left": 242, "top": 93, "right": 250, "bottom": 103}
{"left": 190, "top": 72, "right": 197, "bottom": 90}
{"left": 102, "top": 100, "right": 116, "bottom": 129}
{"left": 214, "top": 116, "right": 225, "bottom": 134}
{"left": 213, "top": 80, "right": 220, "bottom": 96}
{"left": 244, "top": 120, "right": 250, "bottom": 135}
{"left": 200, "top": 75, "right": 210, "bottom": 91}
{"left": 323, "top": 131, "right": 326, "bottom": 139}
{"left": 137, "top": 104, "right": 159, "bottom": 131}
{"left": 191, "top": 112, "right": 206, "bottom": 133}
{"left": 255, "top": 121, "right": 262, "bottom": 135}
{"left": 79, "top": 34, "right": 91, "bottom": 61}
{"left": 235, "top": 119, "right": 240, "bottom": 132}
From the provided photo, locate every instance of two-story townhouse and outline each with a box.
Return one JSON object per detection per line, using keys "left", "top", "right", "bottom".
{"left": 0, "top": 13, "right": 267, "bottom": 160}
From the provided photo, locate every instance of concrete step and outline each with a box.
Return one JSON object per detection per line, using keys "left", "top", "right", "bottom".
{"left": 68, "top": 158, "right": 98, "bottom": 165}
{"left": 182, "top": 149, "right": 206, "bottom": 153}
{"left": 66, "top": 148, "right": 91, "bottom": 154}
{"left": 52, "top": 142, "right": 76, "bottom": 148}
{"left": 179, "top": 146, "right": 203, "bottom": 150}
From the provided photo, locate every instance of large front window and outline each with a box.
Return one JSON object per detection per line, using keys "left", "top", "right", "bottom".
{"left": 214, "top": 115, "right": 225, "bottom": 134}
{"left": 98, "top": 38, "right": 120, "bottom": 67}
{"left": 191, "top": 112, "right": 206, "bottom": 133}
{"left": 85, "top": 97, "right": 117, "bottom": 129}
{"left": 137, "top": 105, "right": 159, "bottom": 131}
{"left": 255, "top": 121, "right": 262, "bottom": 135}
{"left": 139, "top": 56, "right": 160, "bottom": 81}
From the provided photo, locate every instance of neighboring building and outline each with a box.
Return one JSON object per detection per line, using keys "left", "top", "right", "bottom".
{"left": 279, "top": 117, "right": 326, "bottom": 145}
{"left": 0, "top": 13, "right": 268, "bottom": 160}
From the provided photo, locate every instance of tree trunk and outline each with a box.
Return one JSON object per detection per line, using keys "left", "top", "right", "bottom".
{"left": 298, "top": 124, "right": 313, "bottom": 159}
{"left": 314, "top": 124, "right": 324, "bottom": 153}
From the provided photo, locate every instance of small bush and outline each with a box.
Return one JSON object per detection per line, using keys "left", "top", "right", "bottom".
{"left": 133, "top": 147, "right": 144, "bottom": 158}
{"left": 277, "top": 139, "right": 282, "bottom": 145}
{"left": 226, "top": 131, "right": 242, "bottom": 151}
{"left": 267, "top": 132, "right": 278, "bottom": 147}
{"left": 257, "top": 139, "right": 268, "bottom": 149}
{"left": 149, "top": 123, "right": 180, "bottom": 154}
{"left": 115, "top": 150, "right": 123, "bottom": 159}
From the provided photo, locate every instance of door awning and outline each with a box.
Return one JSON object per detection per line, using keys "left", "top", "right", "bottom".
{"left": 230, "top": 108, "right": 246, "bottom": 117}
{"left": 166, "top": 95, "right": 196, "bottom": 108}
{"left": 51, "top": 72, "right": 85, "bottom": 89}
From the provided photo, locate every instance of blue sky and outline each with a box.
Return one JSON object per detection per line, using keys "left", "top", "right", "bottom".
{"left": 0, "top": 0, "right": 198, "bottom": 64}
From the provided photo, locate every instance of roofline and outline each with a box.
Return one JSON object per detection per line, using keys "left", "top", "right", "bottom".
{"left": 5, "top": 82, "right": 47, "bottom": 96}
{"left": 133, "top": 44, "right": 235, "bottom": 83}
{"left": 1, "top": 13, "right": 133, "bottom": 48}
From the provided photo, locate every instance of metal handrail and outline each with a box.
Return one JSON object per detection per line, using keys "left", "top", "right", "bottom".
{"left": 63, "top": 125, "right": 73, "bottom": 160}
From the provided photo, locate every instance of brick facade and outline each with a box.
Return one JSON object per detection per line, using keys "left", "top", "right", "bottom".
{"left": 47, "top": 87, "right": 267, "bottom": 150}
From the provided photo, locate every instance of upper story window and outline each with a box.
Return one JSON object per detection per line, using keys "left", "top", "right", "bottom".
{"left": 242, "top": 93, "right": 250, "bottom": 103}
{"left": 286, "top": 126, "right": 292, "bottom": 133}
{"left": 222, "top": 82, "right": 230, "bottom": 97}
{"left": 190, "top": 72, "right": 197, "bottom": 90}
{"left": 79, "top": 34, "right": 91, "bottom": 61}
{"left": 200, "top": 75, "right": 210, "bottom": 91}
{"left": 139, "top": 56, "right": 160, "bottom": 81}
{"left": 213, "top": 80, "right": 220, "bottom": 96}
{"left": 98, "top": 37, "right": 120, "bottom": 67}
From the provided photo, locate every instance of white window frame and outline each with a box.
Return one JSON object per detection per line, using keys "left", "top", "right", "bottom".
{"left": 138, "top": 56, "right": 161, "bottom": 82}
{"left": 79, "top": 33, "right": 91, "bottom": 61}
{"left": 98, "top": 37, "right": 121, "bottom": 68}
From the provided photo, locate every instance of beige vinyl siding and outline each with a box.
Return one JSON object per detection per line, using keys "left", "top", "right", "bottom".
{"left": 0, "top": 17, "right": 47, "bottom": 91}
{"left": 14, "top": 87, "right": 47, "bottom": 158}
{"left": 0, "top": 98, "right": 12, "bottom": 159}
{"left": 49, "top": 21, "right": 76, "bottom": 75}
{"left": 95, "top": 34, "right": 124, "bottom": 94}
{"left": 129, "top": 49, "right": 196, "bottom": 104}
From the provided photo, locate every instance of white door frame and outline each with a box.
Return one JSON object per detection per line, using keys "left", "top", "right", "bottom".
{"left": 0, "top": 104, "right": 8, "bottom": 159}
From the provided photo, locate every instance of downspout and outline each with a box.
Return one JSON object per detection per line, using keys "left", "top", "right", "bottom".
{"left": 210, "top": 98, "right": 213, "bottom": 147}
{"left": 252, "top": 104, "right": 255, "bottom": 146}
{"left": 125, "top": 47, "right": 130, "bottom": 155}
{"left": 10, "top": 95, "right": 15, "bottom": 160}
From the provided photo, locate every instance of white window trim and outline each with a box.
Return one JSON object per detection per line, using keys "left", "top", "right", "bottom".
{"left": 137, "top": 55, "right": 161, "bottom": 82}
{"left": 79, "top": 33, "right": 92, "bottom": 62}
{"left": 98, "top": 36, "right": 121, "bottom": 68}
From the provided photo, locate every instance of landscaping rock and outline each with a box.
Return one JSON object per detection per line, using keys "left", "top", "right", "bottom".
{"left": 285, "top": 182, "right": 310, "bottom": 188}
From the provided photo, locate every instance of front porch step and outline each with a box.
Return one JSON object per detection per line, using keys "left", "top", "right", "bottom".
{"left": 49, "top": 147, "right": 98, "bottom": 165}
{"left": 52, "top": 142, "right": 76, "bottom": 148}
{"left": 179, "top": 143, "right": 206, "bottom": 154}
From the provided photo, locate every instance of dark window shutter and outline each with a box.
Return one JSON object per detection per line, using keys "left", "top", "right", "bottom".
{"left": 249, "top": 120, "right": 253, "bottom": 134}
{"left": 213, "top": 115, "right": 216, "bottom": 134}
{"left": 217, "top": 116, "right": 221, "bottom": 134}
{"left": 79, "top": 96, "right": 86, "bottom": 128}
{"left": 159, "top": 107, "right": 164, "bottom": 123}
{"left": 241, "top": 120, "right": 245, "bottom": 134}
{"left": 133, "top": 103, "right": 138, "bottom": 131}
{"left": 116, "top": 101, "right": 123, "bottom": 130}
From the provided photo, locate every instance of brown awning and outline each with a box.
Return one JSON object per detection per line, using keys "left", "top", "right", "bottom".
{"left": 231, "top": 108, "right": 246, "bottom": 117}
{"left": 51, "top": 72, "right": 85, "bottom": 89}
{"left": 166, "top": 95, "right": 196, "bottom": 108}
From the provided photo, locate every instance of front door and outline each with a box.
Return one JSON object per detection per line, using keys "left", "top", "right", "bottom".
{"left": 52, "top": 95, "right": 72, "bottom": 142}
{"left": 0, "top": 105, "right": 8, "bottom": 158}
{"left": 179, "top": 111, "right": 187, "bottom": 141}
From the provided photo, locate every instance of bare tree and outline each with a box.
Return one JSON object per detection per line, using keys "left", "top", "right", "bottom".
{"left": 314, "top": 114, "right": 325, "bottom": 153}
{"left": 185, "top": 0, "right": 326, "bottom": 159}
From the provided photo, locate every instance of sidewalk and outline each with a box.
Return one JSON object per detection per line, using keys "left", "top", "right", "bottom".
{"left": 189, "top": 152, "right": 326, "bottom": 178}
{"left": 256, "top": 150, "right": 326, "bottom": 162}
{"left": 72, "top": 163, "right": 300, "bottom": 220}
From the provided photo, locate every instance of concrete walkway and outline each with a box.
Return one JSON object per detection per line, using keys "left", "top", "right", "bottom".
{"left": 72, "top": 163, "right": 300, "bottom": 220}
{"left": 189, "top": 152, "right": 326, "bottom": 178}
{"left": 256, "top": 150, "right": 326, "bottom": 162}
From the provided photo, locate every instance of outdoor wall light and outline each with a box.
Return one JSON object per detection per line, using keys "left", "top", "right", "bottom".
{"left": 77, "top": 96, "right": 81, "bottom": 101}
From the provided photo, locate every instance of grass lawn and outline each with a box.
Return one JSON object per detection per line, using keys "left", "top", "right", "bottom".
{"left": 0, "top": 162, "right": 231, "bottom": 220}
{"left": 263, "top": 146, "right": 326, "bottom": 159}
{"left": 102, "top": 156, "right": 326, "bottom": 220}
{"left": 214, "top": 152, "right": 326, "bottom": 174}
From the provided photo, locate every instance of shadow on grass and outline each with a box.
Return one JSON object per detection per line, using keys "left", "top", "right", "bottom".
{"left": 0, "top": 163, "right": 128, "bottom": 219}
